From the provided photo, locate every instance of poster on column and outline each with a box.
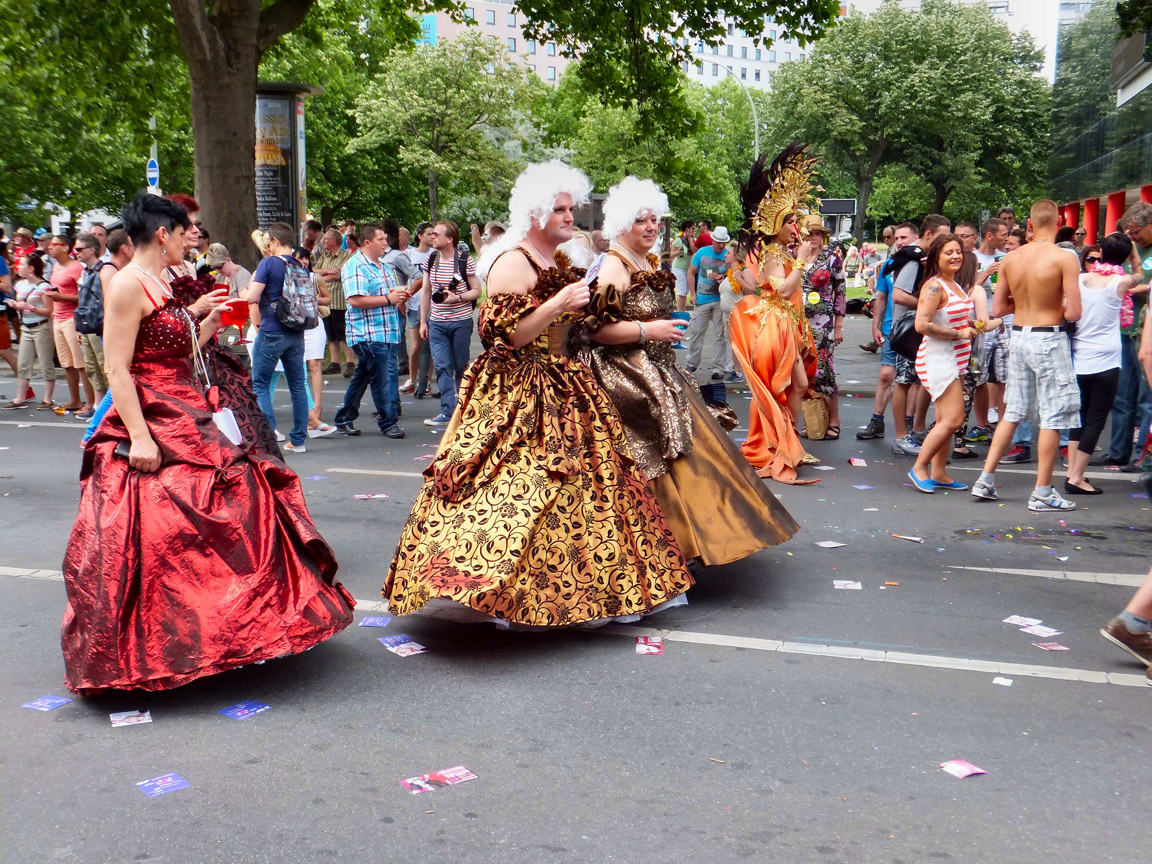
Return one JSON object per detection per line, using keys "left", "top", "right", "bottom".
{"left": 297, "top": 100, "right": 307, "bottom": 228}
{"left": 255, "top": 95, "right": 294, "bottom": 229}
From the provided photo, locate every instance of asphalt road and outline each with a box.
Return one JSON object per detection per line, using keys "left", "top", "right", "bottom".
{"left": 2, "top": 314, "right": 1150, "bottom": 864}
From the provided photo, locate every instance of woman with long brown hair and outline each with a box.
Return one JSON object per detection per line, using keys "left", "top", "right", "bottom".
{"left": 908, "top": 235, "right": 979, "bottom": 493}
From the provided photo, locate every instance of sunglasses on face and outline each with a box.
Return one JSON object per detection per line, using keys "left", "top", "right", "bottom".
{"left": 1086, "top": 256, "right": 1101, "bottom": 263}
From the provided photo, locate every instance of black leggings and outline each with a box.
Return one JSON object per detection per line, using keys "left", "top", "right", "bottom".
{"left": 1069, "top": 367, "right": 1121, "bottom": 454}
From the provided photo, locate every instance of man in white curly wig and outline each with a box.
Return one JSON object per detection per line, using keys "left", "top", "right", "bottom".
{"left": 478, "top": 161, "right": 593, "bottom": 329}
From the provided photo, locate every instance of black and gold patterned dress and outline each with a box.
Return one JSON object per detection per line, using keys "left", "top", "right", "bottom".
{"left": 384, "top": 248, "right": 693, "bottom": 627}
{"left": 587, "top": 251, "right": 799, "bottom": 565}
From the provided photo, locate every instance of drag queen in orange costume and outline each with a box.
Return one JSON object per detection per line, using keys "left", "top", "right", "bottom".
{"left": 730, "top": 144, "right": 822, "bottom": 484}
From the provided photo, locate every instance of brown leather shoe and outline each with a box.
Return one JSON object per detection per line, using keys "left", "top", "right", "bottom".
{"left": 1100, "top": 617, "right": 1152, "bottom": 666}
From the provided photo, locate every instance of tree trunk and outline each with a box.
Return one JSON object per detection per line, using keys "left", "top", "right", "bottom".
{"left": 189, "top": 58, "right": 260, "bottom": 269}
{"left": 932, "top": 182, "right": 952, "bottom": 216}
{"left": 168, "top": 0, "right": 318, "bottom": 270}
{"left": 428, "top": 168, "right": 439, "bottom": 222}
{"left": 854, "top": 137, "right": 889, "bottom": 242}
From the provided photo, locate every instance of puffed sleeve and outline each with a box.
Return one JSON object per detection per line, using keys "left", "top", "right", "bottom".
{"left": 478, "top": 292, "right": 537, "bottom": 353}
{"left": 584, "top": 280, "right": 627, "bottom": 333}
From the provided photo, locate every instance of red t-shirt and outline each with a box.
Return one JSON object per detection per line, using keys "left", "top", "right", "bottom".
{"left": 695, "top": 232, "right": 712, "bottom": 250}
{"left": 50, "top": 260, "right": 84, "bottom": 319}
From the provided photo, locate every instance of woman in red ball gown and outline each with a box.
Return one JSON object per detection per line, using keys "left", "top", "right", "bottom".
{"left": 61, "top": 192, "right": 354, "bottom": 695}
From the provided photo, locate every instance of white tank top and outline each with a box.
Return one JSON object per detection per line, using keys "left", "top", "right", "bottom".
{"left": 1073, "top": 274, "right": 1123, "bottom": 375}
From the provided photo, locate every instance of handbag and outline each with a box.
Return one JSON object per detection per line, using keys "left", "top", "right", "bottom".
{"left": 185, "top": 309, "right": 244, "bottom": 447}
{"left": 801, "top": 396, "right": 829, "bottom": 440}
{"left": 888, "top": 312, "right": 923, "bottom": 360}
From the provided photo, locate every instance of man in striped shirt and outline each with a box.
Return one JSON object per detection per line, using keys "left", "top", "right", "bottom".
{"left": 419, "top": 220, "right": 480, "bottom": 426}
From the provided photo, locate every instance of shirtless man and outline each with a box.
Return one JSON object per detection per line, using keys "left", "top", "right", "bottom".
{"left": 971, "top": 200, "right": 1082, "bottom": 510}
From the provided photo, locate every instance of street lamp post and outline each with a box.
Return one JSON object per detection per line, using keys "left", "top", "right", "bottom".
{"left": 720, "top": 64, "right": 760, "bottom": 159}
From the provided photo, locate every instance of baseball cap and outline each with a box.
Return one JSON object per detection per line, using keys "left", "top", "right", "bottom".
{"left": 33, "top": 228, "right": 50, "bottom": 239}
{"left": 712, "top": 226, "right": 731, "bottom": 243}
{"left": 205, "top": 242, "right": 229, "bottom": 268}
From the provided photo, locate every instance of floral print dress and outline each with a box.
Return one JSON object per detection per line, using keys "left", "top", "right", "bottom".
{"left": 802, "top": 247, "right": 847, "bottom": 397}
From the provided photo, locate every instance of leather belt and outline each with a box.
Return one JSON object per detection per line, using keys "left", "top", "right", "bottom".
{"left": 544, "top": 324, "right": 573, "bottom": 356}
{"left": 1012, "top": 325, "right": 1060, "bottom": 332}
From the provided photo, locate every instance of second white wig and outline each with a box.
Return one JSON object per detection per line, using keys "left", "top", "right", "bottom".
{"left": 600, "top": 176, "right": 669, "bottom": 242}
{"left": 478, "top": 160, "right": 592, "bottom": 280}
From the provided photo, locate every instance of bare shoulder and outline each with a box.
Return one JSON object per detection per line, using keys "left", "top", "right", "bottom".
{"left": 106, "top": 268, "right": 151, "bottom": 314}
{"left": 486, "top": 248, "right": 535, "bottom": 296}
{"left": 599, "top": 253, "right": 630, "bottom": 290}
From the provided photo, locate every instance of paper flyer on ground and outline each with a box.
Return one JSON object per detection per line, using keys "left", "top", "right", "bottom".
{"left": 21, "top": 695, "right": 72, "bottom": 711}
{"left": 110, "top": 710, "right": 152, "bottom": 727}
{"left": 379, "top": 635, "right": 427, "bottom": 656}
{"left": 359, "top": 616, "right": 393, "bottom": 627}
{"left": 218, "top": 700, "right": 271, "bottom": 719}
{"left": 400, "top": 765, "right": 478, "bottom": 794}
{"left": 635, "top": 636, "right": 663, "bottom": 654}
{"left": 939, "top": 759, "right": 986, "bottom": 778}
{"left": 136, "top": 773, "right": 191, "bottom": 797}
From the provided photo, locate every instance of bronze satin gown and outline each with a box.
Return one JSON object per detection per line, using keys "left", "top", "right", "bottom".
{"left": 586, "top": 251, "right": 799, "bottom": 565}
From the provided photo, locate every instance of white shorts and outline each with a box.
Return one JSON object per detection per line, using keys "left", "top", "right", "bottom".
{"left": 304, "top": 322, "right": 326, "bottom": 361}
{"left": 674, "top": 269, "right": 689, "bottom": 297}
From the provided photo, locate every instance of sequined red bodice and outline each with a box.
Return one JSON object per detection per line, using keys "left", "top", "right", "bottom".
{"left": 134, "top": 301, "right": 197, "bottom": 363}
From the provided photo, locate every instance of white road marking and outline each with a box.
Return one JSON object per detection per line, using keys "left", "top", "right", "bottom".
{"left": 325, "top": 467, "right": 425, "bottom": 480}
{"left": 2, "top": 568, "right": 1144, "bottom": 689}
{"left": 951, "top": 465, "right": 1137, "bottom": 482}
{"left": 946, "top": 565, "right": 1144, "bottom": 587}
{"left": 0, "top": 420, "right": 82, "bottom": 429}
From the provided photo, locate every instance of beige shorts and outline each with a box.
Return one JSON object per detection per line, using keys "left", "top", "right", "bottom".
{"left": 53, "top": 317, "right": 84, "bottom": 369}
{"left": 80, "top": 333, "right": 106, "bottom": 390}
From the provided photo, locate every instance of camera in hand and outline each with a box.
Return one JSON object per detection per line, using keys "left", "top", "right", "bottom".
{"left": 432, "top": 275, "right": 464, "bottom": 305}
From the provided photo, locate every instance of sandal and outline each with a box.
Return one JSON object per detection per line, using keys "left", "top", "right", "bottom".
{"left": 824, "top": 425, "right": 840, "bottom": 440}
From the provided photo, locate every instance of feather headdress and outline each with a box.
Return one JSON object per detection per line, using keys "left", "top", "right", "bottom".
{"left": 738, "top": 142, "right": 822, "bottom": 255}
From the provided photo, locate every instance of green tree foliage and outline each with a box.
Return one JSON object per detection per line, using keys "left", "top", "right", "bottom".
{"left": 349, "top": 31, "right": 541, "bottom": 221}
{"left": 515, "top": 0, "right": 839, "bottom": 134}
{"left": 765, "top": 0, "right": 1050, "bottom": 237}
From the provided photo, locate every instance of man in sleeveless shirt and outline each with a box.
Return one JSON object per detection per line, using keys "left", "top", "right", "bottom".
{"left": 972, "top": 200, "right": 1082, "bottom": 510}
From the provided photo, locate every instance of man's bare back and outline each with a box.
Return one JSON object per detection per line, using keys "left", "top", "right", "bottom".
{"left": 995, "top": 241, "right": 1082, "bottom": 326}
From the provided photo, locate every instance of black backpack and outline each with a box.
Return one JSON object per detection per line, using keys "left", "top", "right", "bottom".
{"left": 74, "top": 261, "right": 112, "bottom": 335}
{"left": 881, "top": 245, "right": 926, "bottom": 296}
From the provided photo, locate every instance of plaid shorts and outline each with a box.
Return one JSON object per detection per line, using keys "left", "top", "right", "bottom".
{"left": 1002, "top": 328, "right": 1080, "bottom": 429}
{"left": 981, "top": 326, "right": 1010, "bottom": 385}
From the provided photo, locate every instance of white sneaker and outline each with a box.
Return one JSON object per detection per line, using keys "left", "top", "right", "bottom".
{"left": 283, "top": 442, "right": 306, "bottom": 454}
{"left": 308, "top": 424, "right": 336, "bottom": 438}
{"left": 970, "top": 478, "right": 998, "bottom": 500}
{"left": 892, "top": 434, "right": 921, "bottom": 456}
{"left": 1028, "top": 488, "right": 1076, "bottom": 512}
{"left": 275, "top": 430, "right": 286, "bottom": 443}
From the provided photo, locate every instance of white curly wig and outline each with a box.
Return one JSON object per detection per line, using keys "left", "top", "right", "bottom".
{"left": 600, "top": 176, "right": 669, "bottom": 242}
{"left": 478, "top": 160, "right": 592, "bottom": 280}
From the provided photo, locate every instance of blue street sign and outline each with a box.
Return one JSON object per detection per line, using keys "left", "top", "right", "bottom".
{"left": 146, "top": 158, "right": 160, "bottom": 187}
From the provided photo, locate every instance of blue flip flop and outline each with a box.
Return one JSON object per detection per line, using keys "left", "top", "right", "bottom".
{"left": 931, "top": 479, "right": 969, "bottom": 490}
{"left": 908, "top": 469, "right": 934, "bottom": 493}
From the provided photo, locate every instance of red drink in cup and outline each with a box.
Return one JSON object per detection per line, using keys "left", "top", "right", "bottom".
{"left": 220, "top": 298, "right": 249, "bottom": 329}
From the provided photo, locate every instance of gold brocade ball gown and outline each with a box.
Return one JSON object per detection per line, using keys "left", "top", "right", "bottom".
{"left": 383, "top": 249, "right": 694, "bottom": 627}
{"left": 585, "top": 251, "right": 799, "bottom": 565}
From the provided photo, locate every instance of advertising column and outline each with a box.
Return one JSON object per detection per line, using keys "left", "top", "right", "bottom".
{"left": 254, "top": 83, "right": 323, "bottom": 231}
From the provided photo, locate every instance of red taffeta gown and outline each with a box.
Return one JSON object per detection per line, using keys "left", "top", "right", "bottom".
{"left": 61, "top": 301, "right": 354, "bottom": 695}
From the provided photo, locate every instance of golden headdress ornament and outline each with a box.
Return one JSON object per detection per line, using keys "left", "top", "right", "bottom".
{"left": 739, "top": 142, "right": 822, "bottom": 251}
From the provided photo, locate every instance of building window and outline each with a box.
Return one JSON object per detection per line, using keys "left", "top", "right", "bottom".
{"left": 527, "top": 39, "right": 535, "bottom": 54}
{"left": 712, "top": 63, "right": 718, "bottom": 76}
{"left": 696, "top": 39, "right": 704, "bottom": 53}
{"left": 507, "top": 37, "right": 516, "bottom": 51}
{"left": 697, "top": 61, "right": 703, "bottom": 74}
{"left": 754, "top": 69, "right": 761, "bottom": 81}
{"left": 727, "top": 22, "right": 734, "bottom": 35}
{"left": 547, "top": 42, "right": 556, "bottom": 56}
{"left": 799, "top": 53, "right": 805, "bottom": 60}
{"left": 507, "top": 11, "right": 516, "bottom": 25}
{"left": 547, "top": 66, "right": 556, "bottom": 81}
{"left": 769, "top": 50, "right": 776, "bottom": 61}
{"left": 784, "top": 51, "right": 791, "bottom": 61}
{"left": 463, "top": 6, "right": 474, "bottom": 18}
{"left": 739, "top": 67, "right": 746, "bottom": 79}
{"left": 485, "top": 61, "right": 495, "bottom": 73}
{"left": 485, "top": 9, "right": 495, "bottom": 24}
{"left": 770, "top": 29, "right": 776, "bottom": 39}
{"left": 712, "top": 45, "right": 718, "bottom": 55}
{"left": 741, "top": 46, "right": 748, "bottom": 58}
{"left": 755, "top": 48, "right": 761, "bottom": 60}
